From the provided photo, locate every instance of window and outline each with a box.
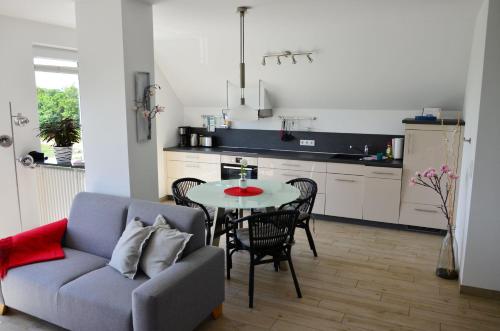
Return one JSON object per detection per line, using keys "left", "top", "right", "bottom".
{"left": 34, "top": 55, "right": 83, "bottom": 163}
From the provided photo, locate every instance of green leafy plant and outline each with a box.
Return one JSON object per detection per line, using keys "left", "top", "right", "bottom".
{"left": 38, "top": 118, "right": 81, "bottom": 147}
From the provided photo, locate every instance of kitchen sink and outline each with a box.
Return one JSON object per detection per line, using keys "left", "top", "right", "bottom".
{"left": 329, "top": 153, "right": 365, "bottom": 160}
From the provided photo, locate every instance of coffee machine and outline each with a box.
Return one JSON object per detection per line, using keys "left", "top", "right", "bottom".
{"left": 178, "top": 126, "right": 190, "bottom": 147}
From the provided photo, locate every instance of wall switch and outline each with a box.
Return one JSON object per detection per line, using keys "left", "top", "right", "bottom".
{"left": 300, "top": 139, "right": 316, "bottom": 147}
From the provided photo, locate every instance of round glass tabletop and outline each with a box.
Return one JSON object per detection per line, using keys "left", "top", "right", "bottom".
{"left": 186, "top": 179, "right": 300, "bottom": 209}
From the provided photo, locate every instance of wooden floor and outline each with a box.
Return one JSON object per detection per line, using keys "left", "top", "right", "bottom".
{"left": 2, "top": 218, "right": 500, "bottom": 331}
{"left": 197, "top": 218, "right": 500, "bottom": 331}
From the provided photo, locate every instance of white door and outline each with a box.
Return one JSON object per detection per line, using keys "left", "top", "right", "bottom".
{"left": 0, "top": 105, "right": 22, "bottom": 237}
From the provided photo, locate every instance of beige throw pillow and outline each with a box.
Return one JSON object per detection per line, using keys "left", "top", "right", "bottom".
{"left": 139, "top": 215, "right": 192, "bottom": 278}
{"left": 108, "top": 218, "right": 155, "bottom": 279}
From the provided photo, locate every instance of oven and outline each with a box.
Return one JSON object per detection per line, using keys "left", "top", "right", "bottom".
{"left": 220, "top": 154, "right": 258, "bottom": 180}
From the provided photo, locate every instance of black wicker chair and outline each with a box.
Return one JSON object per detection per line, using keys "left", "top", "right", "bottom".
{"left": 171, "top": 178, "right": 218, "bottom": 245}
{"left": 225, "top": 210, "right": 302, "bottom": 308}
{"left": 279, "top": 178, "right": 318, "bottom": 257}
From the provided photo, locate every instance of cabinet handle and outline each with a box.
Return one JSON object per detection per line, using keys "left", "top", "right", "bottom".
{"left": 372, "top": 171, "right": 395, "bottom": 175}
{"left": 281, "top": 163, "right": 301, "bottom": 167}
{"left": 185, "top": 164, "right": 200, "bottom": 168}
{"left": 414, "top": 208, "right": 437, "bottom": 214}
{"left": 335, "top": 178, "right": 356, "bottom": 183}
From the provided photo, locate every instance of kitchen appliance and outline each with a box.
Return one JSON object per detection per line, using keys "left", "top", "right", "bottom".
{"left": 190, "top": 133, "right": 199, "bottom": 147}
{"left": 392, "top": 137, "right": 404, "bottom": 159}
{"left": 221, "top": 154, "right": 258, "bottom": 180}
{"left": 199, "top": 135, "right": 213, "bottom": 147}
{"left": 178, "top": 126, "right": 190, "bottom": 147}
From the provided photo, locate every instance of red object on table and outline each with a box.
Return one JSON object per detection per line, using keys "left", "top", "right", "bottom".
{"left": 0, "top": 219, "right": 68, "bottom": 279}
{"left": 224, "top": 186, "right": 264, "bottom": 197}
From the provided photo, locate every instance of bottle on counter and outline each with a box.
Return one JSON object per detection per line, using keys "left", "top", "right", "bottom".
{"left": 386, "top": 143, "right": 393, "bottom": 159}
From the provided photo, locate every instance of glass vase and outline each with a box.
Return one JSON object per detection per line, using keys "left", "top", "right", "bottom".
{"left": 239, "top": 172, "right": 248, "bottom": 189}
{"left": 436, "top": 227, "right": 459, "bottom": 280}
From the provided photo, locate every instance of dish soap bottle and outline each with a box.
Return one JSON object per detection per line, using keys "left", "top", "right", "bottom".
{"left": 386, "top": 143, "right": 393, "bottom": 159}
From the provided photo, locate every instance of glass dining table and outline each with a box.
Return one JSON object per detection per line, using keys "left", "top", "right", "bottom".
{"left": 187, "top": 179, "right": 301, "bottom": 246}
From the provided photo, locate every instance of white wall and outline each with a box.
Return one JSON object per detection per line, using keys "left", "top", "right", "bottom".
{"left": 460, "top": 0, "right": 500, "bottom": 292}
{"left": 456, "top": 0, "right": 488, "bottom": 272}
{"left": 155, "top": 65, "right": 184, "bottom": 198}
{"left": 154, "top": 0, "right": 481, "bottom": 112}
{"left": 76, "top": 0, "right": 158, "bottom": 201}
{"left": 184, "top": 107, "right": 431, "bottom": 135}
{"left": 0, "top": 15, "right": 76, "bottom": 236}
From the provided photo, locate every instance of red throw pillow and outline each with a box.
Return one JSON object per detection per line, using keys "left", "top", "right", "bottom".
{"left": 0, "top": 219, "right": 68, "bottom": 278}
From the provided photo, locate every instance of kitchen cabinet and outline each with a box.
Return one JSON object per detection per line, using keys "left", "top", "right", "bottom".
{"left": 258, "top": 167, "right": 326, "bottom": 214}
{"left": 258, "top": 158, "right": 327, "bottom": 173}
{"left": 165, "top": 151, "right": 221, "bottom": 195}
{"left": 363, "top": 176, "right": 401, "bottom": 224}
{"left": 325, "top": 173, "right": 364, "bottom": 219}
{"left": 399, "top": 124, "right": 462, "bottom": 229}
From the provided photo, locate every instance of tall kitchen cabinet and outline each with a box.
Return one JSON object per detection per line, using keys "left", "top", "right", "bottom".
{"left": 399, "top": 123, "right": 463, "bottom": 229}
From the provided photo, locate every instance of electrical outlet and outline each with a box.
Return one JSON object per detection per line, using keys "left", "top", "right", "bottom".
{"left": 300, "top": 139, "right": 315, "bottom": 147}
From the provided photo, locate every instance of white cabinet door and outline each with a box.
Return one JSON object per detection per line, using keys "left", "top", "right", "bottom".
{"left": 258, "top": 168, "right": 326, "bottom": 194}
{"left": 399, "top": 202, "right": 447, "bottom": 229}
{"left": 363, "top": 178, "right": 401, "bottom": 223}
{"left": 258, "top": 158, "right": 327, "bottom": 173}
{"left": 166, "top": 151, "right": 220, "bottom": 164}
{"left": 401, "top": 128, "right": 461, "bottom": 205}
{"left": 325, "top": 174, "right": 364, "bottom": 219}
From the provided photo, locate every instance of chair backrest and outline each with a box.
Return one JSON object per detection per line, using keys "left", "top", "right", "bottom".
{"left": 282, "top": 178, "right": 318, "bottom": 215}
{"left": 171, "top": 177, "right": 211, "bottom": 221}
{"left": 247, "top": 210, "right": 299, "bottom": 250}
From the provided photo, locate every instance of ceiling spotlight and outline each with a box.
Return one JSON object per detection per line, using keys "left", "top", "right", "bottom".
{"left": 307, "top": 54, "right": 313, "bottom": 63}
{"left": 261, "top": 57, "right": 266, "bottom": 66}
{"left": 277, "top": 56, "right": 281, "bottom": 65}
{"left": 292, "top": 55, "right": 297, "bottom": 64}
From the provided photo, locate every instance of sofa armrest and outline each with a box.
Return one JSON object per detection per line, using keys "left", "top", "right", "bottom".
{"left": 132, "top": 246, "right": 225, "bottom": 331}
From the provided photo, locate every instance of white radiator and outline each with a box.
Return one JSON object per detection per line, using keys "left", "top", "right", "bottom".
{"left": 36, "top": 165, "right": 85, "bottom": 225}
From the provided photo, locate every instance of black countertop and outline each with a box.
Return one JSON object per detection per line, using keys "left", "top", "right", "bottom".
{"left": 164, "top": 146, "right": 403, "bottom": 168}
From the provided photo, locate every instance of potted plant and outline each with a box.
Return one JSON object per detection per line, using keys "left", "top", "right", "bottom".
{"left": 39, "top": 118, "right": 81, "bottom": 164}
{"left": 410, "top": 165, "right": 460, "bottom": 279}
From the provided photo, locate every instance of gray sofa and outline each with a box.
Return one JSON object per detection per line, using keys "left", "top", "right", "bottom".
{"left": 0, "top": 192, "right": 225, "bottom": 331}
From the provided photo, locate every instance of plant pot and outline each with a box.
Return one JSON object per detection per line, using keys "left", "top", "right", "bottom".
{"left": 54, "top": 146, "right": 73, "bottom": 164}
{"left": 436, "top": 227, "right": 459, "bottom": 280}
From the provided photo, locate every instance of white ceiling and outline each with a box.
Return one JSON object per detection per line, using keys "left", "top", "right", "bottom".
{"left": 1, "top": 0, "right": 484, "bottom": 110}
{"left": 153, "top": 0, "right": 483, "bottom": 110}
{"left": 0, "top": 0, "right": 75, "bottom": 27}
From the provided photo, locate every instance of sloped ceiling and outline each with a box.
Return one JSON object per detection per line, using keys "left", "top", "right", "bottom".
{"left": 153, "top": 0, "right": 483, "bottom": 110}
{"left": 0, "top": 0, "right": 75, "bottom": 27}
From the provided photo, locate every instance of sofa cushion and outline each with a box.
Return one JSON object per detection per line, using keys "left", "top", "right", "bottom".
{"left": 58, "top": 265, "right": 148, "bottom": 331}
{"left": 66, "top": 192, "right": 131, "bottom": 259}
{"left": 109, "top": 218, "right": 155, "bottom": 279}
{"left": 0, "top": 248, "right": 107, "bottom": 324}
{"left": 127, "top": 200, "right": 205, "bottom": 256}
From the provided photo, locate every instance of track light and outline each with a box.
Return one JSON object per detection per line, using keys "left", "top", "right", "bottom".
{"left": 307, "top": 54, "right": 313, "bottom": 63}
{"left": 261, "top": 57, "right": 266, "bottom": 66}
{"left": 292, "top": 55, "right": 297, "bottom": 64}
{"left": 277, "top": 56, "right": 281, "bottom": 65}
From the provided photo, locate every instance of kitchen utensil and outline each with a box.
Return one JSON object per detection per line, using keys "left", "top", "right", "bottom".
{"left": 199, "top": 135, "right": 213, "bottom": 147}
{"left": 392, "top": 138, "right": 404, "bottom": 159}
{"left": 190, "top": 133, "right": 199, "bottom": 147}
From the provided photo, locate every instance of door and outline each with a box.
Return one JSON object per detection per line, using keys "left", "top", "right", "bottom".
{"left": 0, "top": 106, "right": 22, "bottom": 237}
{"left": 325, "top": 173, "right": 364, "bottom": 219}
{"left": 401, "top": 128, "right": 461, "bottom": 205}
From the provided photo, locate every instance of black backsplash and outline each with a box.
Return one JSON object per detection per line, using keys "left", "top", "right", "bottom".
{"left": 190, "top": 128, "right": 403, "bottom": 155}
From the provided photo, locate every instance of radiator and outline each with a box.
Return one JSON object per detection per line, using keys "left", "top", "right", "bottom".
{"left": 36, "top": 166, "right": 85, "bottom": 225}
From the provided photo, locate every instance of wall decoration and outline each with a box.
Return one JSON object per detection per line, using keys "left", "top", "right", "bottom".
{"left": 134, "top": 72, "right": 165, "bottom": 142}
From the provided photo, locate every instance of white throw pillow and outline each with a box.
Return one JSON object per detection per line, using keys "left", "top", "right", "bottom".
{"left": 108, "top": 218, "right": 155, "bottom": 279}
{"left": 139, "top": 214, "right": 193, "bottom": 278}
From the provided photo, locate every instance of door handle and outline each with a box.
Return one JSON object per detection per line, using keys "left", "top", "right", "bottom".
{"left": 414, "top": 208, "right": 438, "bottom": 214}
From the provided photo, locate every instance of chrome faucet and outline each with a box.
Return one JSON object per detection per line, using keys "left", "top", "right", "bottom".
{"left": 349, "top": 144, "right": 369, "bottom": 156}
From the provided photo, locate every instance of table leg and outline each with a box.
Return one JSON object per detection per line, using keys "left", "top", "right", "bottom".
{"left": 211, "top": 207, "right": 226, "bottom": 247}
